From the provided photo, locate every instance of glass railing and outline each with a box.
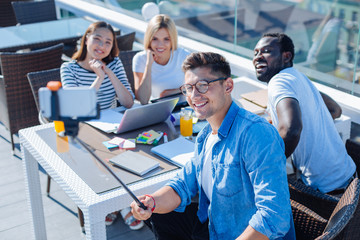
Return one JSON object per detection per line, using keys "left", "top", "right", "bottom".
{"left": 76, "top": 0, "right": 360, "bottom": 96}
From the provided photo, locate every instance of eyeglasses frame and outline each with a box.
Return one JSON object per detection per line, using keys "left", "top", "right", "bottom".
{"left": 179, "top": 77, "right": 228, "bottom": 96}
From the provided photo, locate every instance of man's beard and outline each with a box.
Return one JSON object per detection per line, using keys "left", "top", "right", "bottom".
{"left": 256, "top": 58, "right": 284, "bottom": 83}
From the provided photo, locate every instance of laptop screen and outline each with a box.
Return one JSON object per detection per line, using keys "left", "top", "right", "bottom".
{"left": 86, "top": 98, "right": 178, "bottom": 134}
{"left": 150, "top": 93, "right": 188, "bottom": 111}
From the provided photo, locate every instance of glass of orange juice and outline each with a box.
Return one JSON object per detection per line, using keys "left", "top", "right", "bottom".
{"left": 180, "top": 108, "right": 193, "bottom": 137}
{"left": 54, "top": 120, "right": 65, "bottom": 135}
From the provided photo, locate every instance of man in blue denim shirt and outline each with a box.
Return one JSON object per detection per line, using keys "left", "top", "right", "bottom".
{"left": 131, "top": 52, "right": 295, "bottom": 240}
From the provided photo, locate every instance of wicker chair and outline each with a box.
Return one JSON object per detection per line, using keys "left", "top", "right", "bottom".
{"left": 0, "top": 0, "right": 30, "bottom": 27}
{"left": 288, "top": 174, "right": 340, "bottom": 219}
{"left": 119, "top": 50, "right": 140, "bottom": 93}
{"left": 11, "top": 0, "right": 57, "bottom": 25}
{"left": 0, "top": 43, "right": 63, "bottom": 150}
{"left": 346, "top": 139, "right": 360, "bottom": 175}
{"left": 291, "top": 178, "right": 360, "bottom": 240}
{"left": 27, "top": 68, "right": 61, "bottom": 112}
{"left": 289, "top": 139, "right": 360, "bottom": 219}
{"left": 116, "top": 32, "right": 136, "bottom": 51}
{"left": 291, "top": 199, "right": 328, "bottom": 239}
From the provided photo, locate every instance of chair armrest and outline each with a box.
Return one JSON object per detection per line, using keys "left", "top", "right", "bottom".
{"left": 291, "top": 199, "right": 328, "bottom": 239}
{"left": 288, "top": 174, "right": 339, "bottom": 219}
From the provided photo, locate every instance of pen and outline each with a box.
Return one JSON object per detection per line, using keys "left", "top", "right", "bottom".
{"left": 152, "top": 132, "right": 163, "bottom": 145}
{"left": 163, "top": 132, "right": 168, "bottom": 143}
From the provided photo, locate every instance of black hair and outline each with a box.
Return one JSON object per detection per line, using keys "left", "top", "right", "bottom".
{"left": 262, "top": 33, "right": 295, "bottom": 66}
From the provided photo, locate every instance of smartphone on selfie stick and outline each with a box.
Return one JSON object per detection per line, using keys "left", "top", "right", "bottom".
{"left": 39, "top": 82, "right": 153, "bottom": 230}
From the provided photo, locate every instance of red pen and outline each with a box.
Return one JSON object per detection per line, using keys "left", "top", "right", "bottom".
{"left": 163, "top": 132, "right": 168, "bottom": 143}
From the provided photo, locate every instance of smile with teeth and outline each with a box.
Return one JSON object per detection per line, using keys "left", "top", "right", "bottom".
{"left": 255, "top": 63, "right": 267, "bottom": 73}
{"left": 95, "top": 49, "right": 104, "bottom": 54}
{"left": 194, "top": 102, "right": 207, "bottom": 108}
{"left": 256, "top": 63, "right": 267, "bottom": 69}
{"left": 156, "top": 48, "right": 165, "bottom": 53}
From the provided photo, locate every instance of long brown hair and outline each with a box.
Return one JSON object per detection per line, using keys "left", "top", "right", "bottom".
{"left": 72, "top": 21, "right": 119, "bottom": 64}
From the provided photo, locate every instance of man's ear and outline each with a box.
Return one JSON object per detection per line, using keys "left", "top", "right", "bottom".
{"left": 283, "top": 51, "right": 292, "bottom": 64}
{"left": 224, "top": 77, "right": 234, "bottom": 93}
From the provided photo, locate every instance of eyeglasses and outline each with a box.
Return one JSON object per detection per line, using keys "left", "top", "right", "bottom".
{"left": 179, "top": 77, "right": 228, "bottom": 96}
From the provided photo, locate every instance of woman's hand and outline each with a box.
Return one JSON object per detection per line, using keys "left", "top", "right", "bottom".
{"left": 102, "top": 64, "right": 112, "bottom": 76}
{"left": 134, "top": 50, "right": 157, "bottom": 104}
{"left": 88, "top": 59, "right": 106, "bottom": 91}
{"left": 146, "top": 49, "right": 156, "bottom": 66}
{"left": 130, "top": 195, "right": 154, "bottom": 221}
{"left": 89, "top": 59, "right": 106, "bottom": 79}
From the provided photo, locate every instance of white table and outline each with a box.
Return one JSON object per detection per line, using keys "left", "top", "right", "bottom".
{"left": 0, "top": 18, "right": 92, "bottom": 52}
{"left": 20, "top": 123, "right": 179, "bottom": 240}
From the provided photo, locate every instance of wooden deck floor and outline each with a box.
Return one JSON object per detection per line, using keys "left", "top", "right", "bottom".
{"left": 0, "top": 123, "right": 155, "bottom": 240}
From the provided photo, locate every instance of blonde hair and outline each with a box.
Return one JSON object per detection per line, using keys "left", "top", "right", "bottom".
{"left": 144, "top": 14, "right": 178, "bottom": 52}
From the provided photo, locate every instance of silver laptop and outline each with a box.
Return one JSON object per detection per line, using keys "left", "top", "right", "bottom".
{"left": 86, "top": 98, "right": 178, "bottom": 134}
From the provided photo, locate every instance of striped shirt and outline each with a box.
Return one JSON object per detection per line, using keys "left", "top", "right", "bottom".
{"left": 60, "top": 57, "right": 134, "bottom": 110}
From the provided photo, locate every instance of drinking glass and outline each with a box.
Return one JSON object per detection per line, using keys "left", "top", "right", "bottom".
{"left": 180, "top": 108, "right": 193, "bottom": 137}
{"left": 54, "top": 120, "right": 65, "bottom": 135}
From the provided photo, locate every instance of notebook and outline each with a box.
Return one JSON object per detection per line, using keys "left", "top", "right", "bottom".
{"left": 151, "top": 137, "right": 195, "bottom": 167}
{"left": 109, "top": 151, "right": 160, "bottom": 176}
{"left": 86, "top": 98, "right": 178, "bottom": 134}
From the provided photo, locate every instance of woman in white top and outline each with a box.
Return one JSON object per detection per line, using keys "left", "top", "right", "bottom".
{"left": 61, "top": 21, "right": 134, "bottom": 110}
{"left": 133, "top": 14, "right": 190, "bottom": 104}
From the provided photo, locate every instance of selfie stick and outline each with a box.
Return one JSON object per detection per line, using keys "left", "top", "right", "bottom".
{"left": 74, "top": 137, "right": 147, "bottom": 210}
{"left": 73, "top": 133, "right": 154, "bottom": 231}
{"left": 46, "top": 82, "right": 153, "bottom": 230}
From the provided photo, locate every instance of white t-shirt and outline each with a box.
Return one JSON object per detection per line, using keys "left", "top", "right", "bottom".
{"left": 267, "top": 67, "right": 355, "bottom": 193}
{"left": 132, "top": 48, "right": 190, "bottom": 98}
{"left": 201, "top": 133, "right": 218, "bottom": 200}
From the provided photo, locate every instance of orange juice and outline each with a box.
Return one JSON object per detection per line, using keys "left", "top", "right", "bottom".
{"left": 54, "top": 121, "right": 65, "bottom": 134}
{"left": 180, "top": 116, "right": 193, "bottom": 137}
{"left": 54, "top": 121, "right": 65, "bottom": 133}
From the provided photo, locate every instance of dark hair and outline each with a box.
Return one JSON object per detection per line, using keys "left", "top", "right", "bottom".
{"left": 262, "top": 33, "right": 295, "bottom": 66}
{"left": 182, "top": 52, "right": 231, "bottom": 78}
{"left": 72, "top": 21, "right": 119, "bottom": 64}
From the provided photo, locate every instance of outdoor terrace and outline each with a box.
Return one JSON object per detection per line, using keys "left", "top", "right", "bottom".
{"left": 1, "top": 1, "right": 360, "bottom": 239}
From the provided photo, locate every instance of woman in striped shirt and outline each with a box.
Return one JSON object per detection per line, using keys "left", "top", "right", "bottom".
{"left": 60, "top": 22, "right": 141, "bottom": 229}
{"left": 61, "top": 21, "right": 134, "bottom": 110}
